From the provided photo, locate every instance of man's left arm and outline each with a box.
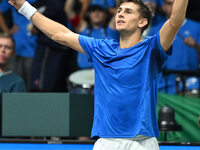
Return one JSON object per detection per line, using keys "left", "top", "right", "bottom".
{"left": 159, "top": 0, "right": 189, "bottom": 52}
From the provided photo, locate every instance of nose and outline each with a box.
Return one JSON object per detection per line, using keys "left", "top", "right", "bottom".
{"left": 118, "top": 11, "right": 125, "bottom": 19}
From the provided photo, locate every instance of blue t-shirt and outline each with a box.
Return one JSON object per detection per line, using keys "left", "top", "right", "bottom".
{"left": 0, "top": 0, "right": 37, "bottom": 57}
{"left": 78, "top": 26, "right": 119, "bottom": 69}
{"left": 79, "top": 33, "right": 171, "bottom": 138}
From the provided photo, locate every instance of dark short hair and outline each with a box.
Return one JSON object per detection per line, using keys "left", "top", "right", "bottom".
{"left": 0, "top": 33, "right": 15, "bottom": 50}
{"left": 116, "top": 0, "right": 152, "bottom": 33}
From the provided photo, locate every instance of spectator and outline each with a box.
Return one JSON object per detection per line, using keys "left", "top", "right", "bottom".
{"left": 30, "top": 0, "right": 77, "bottom": 92}
{"left": 147, "top": 0, "right": 200, "bottom": 94}
{"left": 0, "top": 0, "right": 37, "bottom": 90}
{"left": 89, "top": 0, "right": 116, "bottom": 15}
{"left": 0, "top": 33, "right": 26, "bottom": 92}
{"left": 65, "top": 0, "right": 119, "bottom": 69}
{"left": 142, "top": 0, "right": 166, "bottom": 38}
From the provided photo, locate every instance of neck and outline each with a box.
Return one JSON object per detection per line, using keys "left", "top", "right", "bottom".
{"left": 119, "top": 31, "right": 142, "bottom": 49}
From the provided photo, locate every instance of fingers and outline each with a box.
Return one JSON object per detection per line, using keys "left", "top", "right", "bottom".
{"left": 8, "top": 0, "right": 21, "bottom": 10}
{"left": 8, "top": 0, "right": 16, "bottom": 7}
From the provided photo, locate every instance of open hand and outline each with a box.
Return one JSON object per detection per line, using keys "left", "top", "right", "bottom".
{"left": 8, "top": 0, "right": 26, "bottom": 10}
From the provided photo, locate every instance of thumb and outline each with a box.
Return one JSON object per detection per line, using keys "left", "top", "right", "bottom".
{"left": 8, "top": 0, "right": 21, "bottom": 10}
{"left": 8, "top": 0, "right": 17, "bottom": 8}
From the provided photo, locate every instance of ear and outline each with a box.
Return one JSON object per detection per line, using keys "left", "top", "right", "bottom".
{"left": 138, "top": 18, "right": 148, "bottom": 29}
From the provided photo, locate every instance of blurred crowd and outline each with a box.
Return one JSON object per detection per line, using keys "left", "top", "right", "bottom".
{"left": 0, "top": 0, "right": 200, "bottom": 95}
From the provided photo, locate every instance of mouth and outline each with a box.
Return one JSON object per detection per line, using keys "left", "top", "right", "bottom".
{"left": 117, "top": 20, "right": 125, "bottom": 24}
{"left": 0, "top": 55, "right": 5, "bottom": 59}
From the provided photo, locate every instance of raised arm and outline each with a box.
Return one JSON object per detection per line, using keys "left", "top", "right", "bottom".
{"left": 79, "top": 0, "right": 91, "bottom": 19}
{"left": 8, "top": 0, "right": 85, "bottom": 54}
{"left": 160, "top": 0, "right": 188, "bottom": 52}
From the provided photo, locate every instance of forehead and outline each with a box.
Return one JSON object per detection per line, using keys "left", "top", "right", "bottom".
{"left": 0, "top": 37, "right": 13, "bottom": 44}
{"left": 118, "top": 2, "right": 139, "bottom": 10}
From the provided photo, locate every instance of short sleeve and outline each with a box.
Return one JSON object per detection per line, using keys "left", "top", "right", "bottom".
{"left": 148, "top": 32, "right": 172, "bottom": 73}
{"left": 154, "top": 32, "right": 172, "bottom": 61}
{"left": 0, "top": 0, "right": 11, "bottom": 13}
{"left": 78, "top": 35, "right": 98, "bottom": 60}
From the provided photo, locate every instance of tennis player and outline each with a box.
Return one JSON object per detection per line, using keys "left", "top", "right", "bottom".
{"left": 8, "top": 0, "right": 188, "bottom": 149}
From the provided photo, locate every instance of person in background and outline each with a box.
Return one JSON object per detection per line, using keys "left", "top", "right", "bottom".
{"left": 0, "top": 33, "right": 26, "bottom": 92}
{"left": 0, "top": 0, "right": 36, "bottom": 90}
{"left": 142, "top": 0, "right": 166, "bottom": 38}
{"left": 65, "top": 0, "right": 119, "bottom": 69}
{"left": 148, "top": 0, "right": 200, "bottom": 94}
{"left": 29, "top": 0, "right": 77, "bottom": 92}
{"left": 89, "top": 0, "right": 117, "bottom": 15}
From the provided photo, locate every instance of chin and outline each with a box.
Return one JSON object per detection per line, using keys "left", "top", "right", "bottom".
{"left": 116, "top": 27, "right": 126, "bottom": 33}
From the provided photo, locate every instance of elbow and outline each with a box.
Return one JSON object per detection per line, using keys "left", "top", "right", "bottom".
{"left": 169, "top": 16, "right": 185, "bottom": 29}
{"left": 51, "top": 33, "right": 64, "bottom": 44}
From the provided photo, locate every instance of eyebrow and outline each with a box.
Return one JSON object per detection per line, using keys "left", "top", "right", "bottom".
{"left": 126, "top": 8, "right": 134, "bottom": 12}
{"left": 117, "top": 7, "right": 134, "bottom": 12}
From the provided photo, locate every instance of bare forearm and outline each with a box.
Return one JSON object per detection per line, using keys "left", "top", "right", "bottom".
{"left": 8, "top": 0, "right": 84, "bottom": 53}
{"left": 170, "top": 0, "right": 188, "bottom": 28}
{"left": 31, "top": 12, "right": 70, "bottom": 44}
{"left": 31, "top": 12, "right": 84, "bottom": 53}
{"left": 160, "top": 0, "right": 189, "bottom": 52}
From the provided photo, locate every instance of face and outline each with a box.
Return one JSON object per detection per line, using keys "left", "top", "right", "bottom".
{"left": 0, "top": 37, "right": 15, "bottom": 66}
{"left": 89, "top": 10, "right": 105, "bottom": 26}
{"left": 162, "top": 0, "right": 174, "bottom": 17}
{"left": 115, "top": 2, "right": 146, "bottom": 34}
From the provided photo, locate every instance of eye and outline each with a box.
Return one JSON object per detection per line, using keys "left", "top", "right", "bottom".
{"left": 125, "top": 9, "right": 134, "bottom": 14}
{"left": 6, "top": 46, "right": 12, "bottom": 50}
{"left": 117, "top": 9, "right": 121, "bottom": 13}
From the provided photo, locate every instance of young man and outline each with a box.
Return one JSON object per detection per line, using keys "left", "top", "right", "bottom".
{"left": 0, "top": 33, "right": 26, "bottom": 92}
{"left": 8, "top": 0, "right": 188, "bottom": 149}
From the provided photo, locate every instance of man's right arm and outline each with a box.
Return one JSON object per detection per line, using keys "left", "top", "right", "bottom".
{"left": 31, "top": 12, "right": 85, "bottom": 54}
{"left": 9, "top": 0, "right": 85, "bottom": 54}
